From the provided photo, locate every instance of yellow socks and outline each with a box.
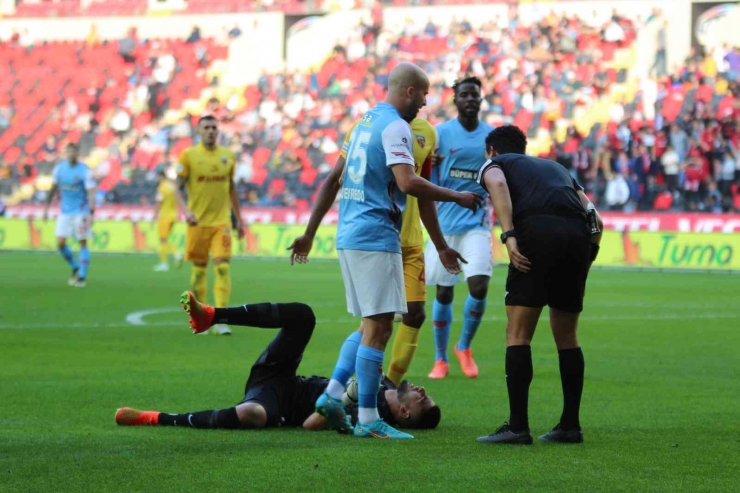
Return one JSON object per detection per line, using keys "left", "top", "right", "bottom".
{"left": 191, "top": 265, "right": 208, "bottom": 302}
{"left": 214, "top": 262, "right": 231, "bottom": 308}
{"left": 159, "top": 241, "right": 168, "bottom": 263}
{"left": 387, "top": 323, "right": 420, "bottom": 386}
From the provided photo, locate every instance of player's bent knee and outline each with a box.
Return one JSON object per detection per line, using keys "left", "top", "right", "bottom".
{"left": 403, "top": 306, "right": 425, "bottom": 329}
{"left": 468, "top": 277, "right": 490, "bottom": 299}
{"left": 293, "top": 303, "right": 316, "bottom": 329}
{"left": 78, "top": 240, "right": 87, "bottom": 248}
{"left": 56, "top": 238, "right": 67, "bottom": 249}
{"left": 213, "top": 257, "right": 230, "bottom": 266}
{"left": 236, "top": 402, "right": 268, "bottom": 429}
{"left": 436, "top": 286, "right": 454, "bottom": 305}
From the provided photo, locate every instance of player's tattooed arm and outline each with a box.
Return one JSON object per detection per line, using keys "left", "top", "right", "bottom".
{"left": 392, "top": 164, "right": 482, "bottom": 211}
{"left": 288, "top": 155, "right": 345, "bottom": 265}
{"left": 229, "top": 178, "right": 244, "bottom": 239}
{"left": 419, "top": 199, "right": 467, "bottom": 275}
{"left": 43, "top": 184, "right": 58, "bottom": 221}
{"left": 175, "top": 175, "right": 197, "bottom": 226}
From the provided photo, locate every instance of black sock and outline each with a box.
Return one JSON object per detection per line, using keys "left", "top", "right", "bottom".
{"left": 506, "top": 345, "right": 533, "bottom": 432}
{"left": 212, "top": 303, "right": 314, "bottom": 329}
{"left": 558, "top": 347, "right": 585, "bottom": 430}
{"left": 157, "top": 407, "right": 242, "bottom": 429}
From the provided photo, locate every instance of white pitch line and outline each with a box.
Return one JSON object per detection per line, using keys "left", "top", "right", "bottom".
{"left": 125, "top": 307, "right": 182, "bottom": 326}
{"left": 1, "top": 311, "right": 739, "bottom": 330}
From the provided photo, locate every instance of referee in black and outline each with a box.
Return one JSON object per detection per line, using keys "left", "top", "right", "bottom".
{"left": 474, "top": 125, "right": 603, "bottom": 445}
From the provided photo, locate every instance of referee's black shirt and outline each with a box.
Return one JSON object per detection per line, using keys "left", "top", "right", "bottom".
{"left": 477, "top": 153, "right": 586, "bottom": 223}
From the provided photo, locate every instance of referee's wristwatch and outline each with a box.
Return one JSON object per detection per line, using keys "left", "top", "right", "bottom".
{"left": 500, "top": 229, "right": 516, "bottom": 244}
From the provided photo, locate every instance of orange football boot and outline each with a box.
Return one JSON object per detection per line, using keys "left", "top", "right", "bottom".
{"left": 179, "top": 291, "right": 215, "bottom": 334}
{"left": 454, "top": 346, "right": 479, "bottom": 378}
{"left": 428, "top": 359, "right": 450, "bottom": 379}
{"left": 115, "top": 407, "right": 159, "bottom": 426}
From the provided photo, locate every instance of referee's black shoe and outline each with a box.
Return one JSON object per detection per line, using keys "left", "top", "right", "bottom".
{"left": 477, "top": 423, "right": 533, "bottom": 445}
{"left": 539, "top": 424, "right": 583, "bottom": 444}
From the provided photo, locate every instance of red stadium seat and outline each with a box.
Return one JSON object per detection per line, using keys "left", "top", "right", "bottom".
{"left": 512, "top": 110, "right": 534, "bottom": 133}
{"left": 251, "top": 147, "right": 272, "bottom": 169}
{"left": 269, "top": 178, "right": 286, "bottom": 195}
{"left": 5, "top": 147, "right": 21, "bottom": 164}
{"left": 250, "top": 168, "right": 268, "bottom": 186}
{"left": 299, "top": 168, "right": 318, "bottom": 186}
{"left": 653, "top": 192, "right": 673, "bottom": 210}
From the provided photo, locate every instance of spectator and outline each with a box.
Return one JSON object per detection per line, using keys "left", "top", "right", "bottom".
{"left": 669, "top": 124, "right": 689, "bottom": 162}
{"left": 683, "top": 157, "right": 705, "bottom": 211}
{"left": 0, "top": 106, "right": 10, "bottom": 130}
{"left": 632, "top": 144, "right": 655, "bottom": 185}
{"left": 118, "top": 29, "right": 137, "bottom": 64}
{"left": 110, "top": 109, "right": 132, "bottom": 135}
{"left": 705, "top": 181, "right": 724, "bottom": 213}
{"left": 186, "top": 26, "right": 202, "bottom": 44}
{"left": 603, "top": 18, "right": 625, "bottom": 43}
{"left": 651, "top": 20, "right": 668, "bottom": 77}
{"left": 717, "top": 152, "right": 736, "bottom": 196}
{"left": 605, "top": 170, "right": 631, "bottom": 210}
{"left": 723, "top": 46, "right": 740, "bottom": 81}
{"left": 235, "top": 152, "right": 253, "bottom": 183}
{"left": 228, "top": 24, "right": 243, "bottom": 39}
{"left": 87, "top": 24, "right": 99, "bottom": 47}
{"left": 661, "top": 145, "right": 681, "bottom": 193}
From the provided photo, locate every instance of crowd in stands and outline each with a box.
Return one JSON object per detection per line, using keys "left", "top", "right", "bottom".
{"left": 7, "top": 0, "right": 467, "bottom": 18}
{"left": 1, "top": 6, "right": 739, "bottom": 213}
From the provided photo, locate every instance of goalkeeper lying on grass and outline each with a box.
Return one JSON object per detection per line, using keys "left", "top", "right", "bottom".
{"left": 115, "top": 292, "right": 441, "bottom": 432}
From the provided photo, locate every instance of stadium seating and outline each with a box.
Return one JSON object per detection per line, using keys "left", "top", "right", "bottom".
{"left": 11, "top": 0, "right": 147, "bottom": 17}
{"left": 1, "top": 6, "right": 738, "bottom": 213}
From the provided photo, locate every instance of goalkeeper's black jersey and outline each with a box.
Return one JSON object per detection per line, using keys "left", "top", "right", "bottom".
{"left": 285, "top": 375, "right": 395, "bottom": 428}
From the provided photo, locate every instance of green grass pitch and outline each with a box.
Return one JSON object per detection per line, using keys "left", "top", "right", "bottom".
{"left": 1, "top": 252, "right": 739, "bottom": 492}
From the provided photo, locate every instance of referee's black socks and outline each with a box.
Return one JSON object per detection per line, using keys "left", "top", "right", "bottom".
{"left": 558, "top": 347, "right": 585, "bottom": 430}
{"left": 505, "top": 345, "right": 533, "bottom": 432}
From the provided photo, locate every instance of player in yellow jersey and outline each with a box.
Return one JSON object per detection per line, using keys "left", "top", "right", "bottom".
{"left": 152, "top": 167, "right": 184, "bottom": 272}
{"left": 175, "top": 115, "right": 244, "bottom": 336}
{"left": 289, "top": 117, "right": 467, "bottom": 385}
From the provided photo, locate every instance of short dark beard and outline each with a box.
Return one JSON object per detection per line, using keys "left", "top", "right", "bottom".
{"left": 397, "top": 380, "right": 410, "bottom": 396}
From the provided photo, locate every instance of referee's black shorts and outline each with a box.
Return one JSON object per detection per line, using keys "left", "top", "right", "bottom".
{"left": 505, "top": 214, "right": 591, "bottom": 313}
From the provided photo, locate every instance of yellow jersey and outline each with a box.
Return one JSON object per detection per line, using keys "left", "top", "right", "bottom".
{"left": 176, "top": 144, "right": 236, "bottom": 227}
{"left": 342, "top": 117, "right": 436, "bottom": 248}
{"left": 156, "top": 180, "right": 178, "bottom": 221}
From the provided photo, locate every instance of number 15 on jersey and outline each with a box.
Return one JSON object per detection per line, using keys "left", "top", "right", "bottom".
{"left": 345, "top": 129, "right": 372, "bottom": 185}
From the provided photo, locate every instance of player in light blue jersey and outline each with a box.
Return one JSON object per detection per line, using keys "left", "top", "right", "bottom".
{"left": 288, "top": 63, "right": 481, "bottom": 440}
{"left": 426, "top": 77, "right": 495, "bottom": 380}
{"left": 43, "top": 143, "right": 96, "bottom": 287}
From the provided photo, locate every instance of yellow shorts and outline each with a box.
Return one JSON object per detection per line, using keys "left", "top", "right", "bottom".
{"left": 402, "top": 245, "right": 426, "bottom": 303}
{"left": 158, "top": 218, "right": 176, "bottom": 241}
{"left": 186, "top": 224, "right": 232, "bottom": 264}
